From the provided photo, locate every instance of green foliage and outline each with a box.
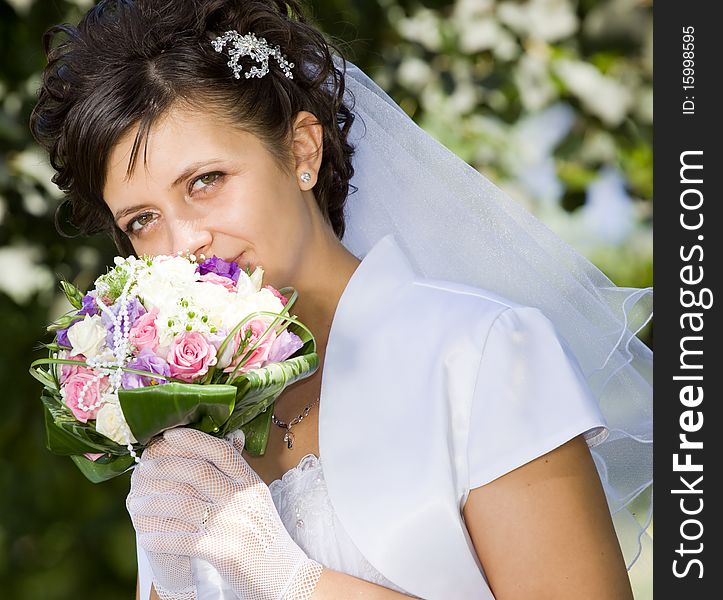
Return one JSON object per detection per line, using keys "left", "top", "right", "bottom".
{"left": 374, "top": 0, "right": 653, "bottom": 295}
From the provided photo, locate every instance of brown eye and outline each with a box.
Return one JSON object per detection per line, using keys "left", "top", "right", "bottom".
{"left": 190, "top": 171, "right": 223, "bottom": 194}
{"left": 127, "top": 212, "right": 156, "bottom": 234}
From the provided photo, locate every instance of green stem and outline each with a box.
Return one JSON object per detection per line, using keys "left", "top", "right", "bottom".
{"left": 30, "top": 357, "right": 181, "bottom": 383}
{"left": 225, "top": 311, "right": 316, "bottom": 383}
{"left": 204, "top": 284, "right": 304, "bottom": 382}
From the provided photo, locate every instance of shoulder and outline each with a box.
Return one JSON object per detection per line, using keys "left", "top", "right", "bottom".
{"left": 347, "top": 233, "right": 526, "bottom": 346}
{"left": 402, "top": 272, "right": 574, "bottom": 353}
{"left": 409, "top": 272, "right": 524, "bottom": 313}
{"left": 401, "top": 272, "right": 547, "bottom": 353}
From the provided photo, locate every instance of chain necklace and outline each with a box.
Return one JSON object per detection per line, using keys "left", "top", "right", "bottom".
{"left": 272, "top": 396, "right": 320, "bottom": 449}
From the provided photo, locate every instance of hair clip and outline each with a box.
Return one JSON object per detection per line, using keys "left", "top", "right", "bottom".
{"left": 211, "top": 30, "right": 295, "bottom": 80}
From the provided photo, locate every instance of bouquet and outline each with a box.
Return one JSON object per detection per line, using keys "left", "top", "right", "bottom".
{"left": 30, "top": 253, "right": 318, "bottom": 482}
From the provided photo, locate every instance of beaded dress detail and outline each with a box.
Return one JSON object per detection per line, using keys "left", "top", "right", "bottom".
{"left": 268, "top": 453, "right": 413, "bottom": 597}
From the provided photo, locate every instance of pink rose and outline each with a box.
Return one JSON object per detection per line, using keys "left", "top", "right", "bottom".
{"left": 198, "top": 272, "right": 237, "bottom": 292}
{"left": 264, "top": 284, "right": 288, "bottom": 306}
{"left": 224, "top": 319, "right": 277, "bottom": 374}
{"left": 166, "top": 331, "right": 218, "bottom": 382}
{"left": 129, "top": 308, "right": 159, "bottom": 353}
{"left": 61, "top": 368, "right": 109, "bottom": 423}
{"left": 59, "top": 352, "right": 86, "bottom": 384}
{"left": 83, "top": 453, "right": 105, "bottom": 462}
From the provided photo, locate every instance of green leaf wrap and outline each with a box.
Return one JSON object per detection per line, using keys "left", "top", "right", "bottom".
{"left": 222, "top": 352, "right": 320, "bottom": 454}
{"left": 119, "top": 383, "right": 237, "bottom": 445}
{"left": 42, "top": 394, "right": 124, "bottom": 455}
{"left": 70, "top": 454, "right": 136, "bottom": 483}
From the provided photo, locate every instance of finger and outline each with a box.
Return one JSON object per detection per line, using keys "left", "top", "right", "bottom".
{"left": 224, "top": 428, "right": 246, "bottom": 454}
{"left": 130, "top": 458, "right": 218, "bottom": 503}
{"left": 163, "top": 427, "right": 257, "bottom": 482}
{"left": 137, "top": 529, "right": 203, "bottom": 556}
{"left": 135, "top": 455, "right": 233, "bottom": 500}
{"left": 131, "top": 513, "right": 200, "bottom": 537}
{"left": 127, "top": 493, "right": 211, "bottom": 525}
{"left": 140, "top": 432, "right": 212, "bottom": 462}
{"left": 129, "top": 475, "right": 204, "bottom": 499}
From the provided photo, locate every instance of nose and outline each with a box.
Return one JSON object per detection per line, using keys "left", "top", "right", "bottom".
{"left": 169, "top": 220, "right": 213, "bottom": 258}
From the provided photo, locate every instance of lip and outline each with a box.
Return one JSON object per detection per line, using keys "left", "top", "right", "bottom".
{"left": 232, "top": 251, "right": 251, "bottom": 271}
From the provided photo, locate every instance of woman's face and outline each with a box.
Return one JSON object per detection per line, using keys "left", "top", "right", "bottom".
{"left": 103, "top": 104, "right": 321, "bottom": 288}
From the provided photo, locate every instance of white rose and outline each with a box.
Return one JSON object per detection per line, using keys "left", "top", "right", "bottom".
{"left": 189, "top": 280, "right": 235, "bottom": 317}
{"left": 67, "top": 314, "right": 107, "bottom": 358}
{"left": 135, "top": 275, "right": 187, "bottom": 314}
{"left": 134, "top": 256, "right": 197, "bottom": 312}
{"left": 247, "top": 288, "right": 285, "bottom": 315}
{"left": 154, "top": 256, "right": 198, "bottom": 283}
{"left": 218, "top": 296, "right": 253, "bottom": 332}
{"left": 219, "top": 289, "right": 284, "bottom": 333}
{"left": 95, "top": 398, "right": 138, "bottom": 445}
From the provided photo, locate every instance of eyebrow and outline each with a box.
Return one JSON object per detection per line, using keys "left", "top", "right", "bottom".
{"left": 114, "top": 204, "right": 148, "bottom": 222}
{"left": 113, "top": 159, "right": 225, "bottom": 222}
{"left": 169, "top": 159, "right": 225, "bottom": 190}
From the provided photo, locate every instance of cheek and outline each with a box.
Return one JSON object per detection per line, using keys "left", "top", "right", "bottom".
{"left": 130, "top": 230, "right": 175, "bottom": 258}
{"left": 216, "top": 176, "right": 299, "bottom": 239}
{"left": 210, "top": 175, "right": 311, "bottom": 280}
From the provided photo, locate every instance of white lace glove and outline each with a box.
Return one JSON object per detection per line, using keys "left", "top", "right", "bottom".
{"left": 126, "top": 427, "right": 324, "bottom": 600}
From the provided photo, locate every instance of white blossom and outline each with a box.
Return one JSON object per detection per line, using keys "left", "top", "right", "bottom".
{"left": 498, "top": 0, "right": 578, "bottom": 42}
{"left": 553, "top": 59, "right": 633, "bottom": 126}
{"left": 397, "top": 57, "right": 433, "bottom": 91}
{"left": 0, "top": 244, "right": 53, "bottom": 304}
{"left": 67, "top": 314, "right": 108, "bottom": 358}
{"left": 514, "top": 54, "right": 557, "bottom": 111}
{"left": 396, "top": 8, "right": 443, "bottom": 51}
{"left": 452, "top": 0, "right": 494, "bottom": 22}
{"left": 95, "top": 396, "right": 138, "bottom": 445}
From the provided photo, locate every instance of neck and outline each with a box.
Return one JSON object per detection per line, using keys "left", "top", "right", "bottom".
{"left": 287, "top": 228, "right": 361, "bottom": 358}
{"left": 269, "top": 228, "right": 360, "bottom": 421}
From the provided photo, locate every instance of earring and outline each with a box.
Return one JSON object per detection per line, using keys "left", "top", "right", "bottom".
{"left": 300, "top": 171, "right": 312, "bottom": 184}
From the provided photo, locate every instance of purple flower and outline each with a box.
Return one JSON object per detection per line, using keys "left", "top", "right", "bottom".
{"left": 78, "top": 293, "right": 99, "bottom": 317}
{"left": 121, "top": 348, "right": 171, "bottom": 389}
{"left": 55, "top": 293, "right": 98, "bottom": 347}
{"left": 197, "top": 256, "right": 241, "bottom": 283}
{"left": 102, "top": 297, "right": 147, "bottom": 348}
{"left": 266, "top": 330, "right": 304, "bottom": 363}
{"left": 56, "top": 327, "right": 71, "bottom": 348}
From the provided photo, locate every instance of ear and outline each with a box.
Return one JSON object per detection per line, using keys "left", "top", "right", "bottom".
{"left": 290, "top": 110, "right": 324, "bottom": 189}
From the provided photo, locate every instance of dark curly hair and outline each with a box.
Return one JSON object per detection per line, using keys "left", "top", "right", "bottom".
{"left": 29, "top": 0, "right": 357, "bottom": 256}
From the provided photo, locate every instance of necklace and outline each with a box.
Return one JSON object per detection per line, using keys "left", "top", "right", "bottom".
{"left": 272, "top": 396, "right": 320, "bottom": 449}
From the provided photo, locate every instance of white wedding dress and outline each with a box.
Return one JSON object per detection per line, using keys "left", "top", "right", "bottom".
{"left": 268, "top": 453, "right": 413, "bottom": 597}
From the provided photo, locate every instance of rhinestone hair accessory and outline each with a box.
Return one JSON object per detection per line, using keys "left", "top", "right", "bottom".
{"left": 211, "top": 30, "right": 295, "bottom": 79}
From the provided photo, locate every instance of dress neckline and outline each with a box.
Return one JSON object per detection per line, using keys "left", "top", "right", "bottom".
{"left": 268, "top": 452, "right": 321, "bottom": 491}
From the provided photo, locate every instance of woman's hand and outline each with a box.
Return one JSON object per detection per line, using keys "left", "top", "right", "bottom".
{"left": 127, "top": 427, "right": 324, "bottom": 600}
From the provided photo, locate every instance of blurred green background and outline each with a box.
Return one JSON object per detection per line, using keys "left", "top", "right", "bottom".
{"left": 0, "top": 0, "right": 652, "bottom": 598}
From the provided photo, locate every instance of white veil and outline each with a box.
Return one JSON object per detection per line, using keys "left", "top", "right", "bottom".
{"left": 337, "top": 56, "right": 653, "bottom": 571}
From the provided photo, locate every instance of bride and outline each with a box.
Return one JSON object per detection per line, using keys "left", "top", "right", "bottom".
{"left": 30, "top": 1, "right": 652, "bottom": 599}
